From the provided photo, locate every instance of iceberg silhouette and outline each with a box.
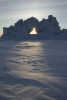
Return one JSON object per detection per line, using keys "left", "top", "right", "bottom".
{"left": 0, "top": 15, "right": 67, "bottom": 40}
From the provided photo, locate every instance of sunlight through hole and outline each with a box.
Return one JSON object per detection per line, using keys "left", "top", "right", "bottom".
{"left": 30, "top": 27, "right": 37, "bottom": 35}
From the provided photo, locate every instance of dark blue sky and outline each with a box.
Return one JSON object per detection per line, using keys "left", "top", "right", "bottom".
{"left": 0, "top": 0, "right": 67, "bottom": 36}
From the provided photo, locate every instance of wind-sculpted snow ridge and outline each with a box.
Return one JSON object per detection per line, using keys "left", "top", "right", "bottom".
{"left": 0, "top": 41, "right": 67, "bottom": 100}
{"left": 0, "top": 15, "right": 67, "bottom": 40}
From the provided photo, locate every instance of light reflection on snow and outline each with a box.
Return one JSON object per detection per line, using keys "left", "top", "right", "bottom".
{"left": 0, "top": 41, "right": 67, "bottom": 100}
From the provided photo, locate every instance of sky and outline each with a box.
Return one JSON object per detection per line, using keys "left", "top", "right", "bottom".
{"left": 0, "top": 0, "right": 67, "bottom": 36}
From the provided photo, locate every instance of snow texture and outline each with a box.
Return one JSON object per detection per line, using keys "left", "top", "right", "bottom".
{"left": 0, "top": 40, "right": 67, "bottom": 100}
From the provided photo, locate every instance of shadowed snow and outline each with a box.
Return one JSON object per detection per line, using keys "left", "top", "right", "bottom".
{"left": 0, "top": 40, "right": 67, "bottom": 100}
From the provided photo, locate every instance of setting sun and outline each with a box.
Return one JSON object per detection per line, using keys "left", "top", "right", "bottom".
{"left": 30, "top": 27, "right": 37, "bottom": 35}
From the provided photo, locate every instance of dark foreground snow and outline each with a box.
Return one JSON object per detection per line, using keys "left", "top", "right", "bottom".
{"left": 0, "top": 40, "right": 67, "bottom": 100}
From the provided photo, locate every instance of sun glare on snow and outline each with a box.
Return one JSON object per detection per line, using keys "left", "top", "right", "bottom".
{"left": 30, "top": 27, "right": 37, "bottom": 35}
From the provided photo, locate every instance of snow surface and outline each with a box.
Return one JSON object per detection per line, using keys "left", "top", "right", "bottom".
{"left": 0, "top": 40, "right": 67, "bottom": 100}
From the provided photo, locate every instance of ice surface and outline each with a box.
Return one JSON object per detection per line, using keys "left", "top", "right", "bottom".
{"left": 0, "top": 40, "right": 67, "bottom": 100}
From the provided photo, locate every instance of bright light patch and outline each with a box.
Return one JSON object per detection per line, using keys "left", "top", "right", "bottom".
{"left": 30, "top": 27, "right": 37, "bottom": 35}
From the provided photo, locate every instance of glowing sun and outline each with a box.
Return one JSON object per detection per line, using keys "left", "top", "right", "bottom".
{"left": 30, "top": 27, "right": 37, "bottom": 35}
